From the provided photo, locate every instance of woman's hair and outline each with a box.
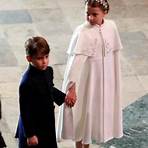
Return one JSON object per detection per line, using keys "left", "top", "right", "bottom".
{"left": 25, "top": 36, "right": 50, "bottom": 57}
{"left": 85, "top": 0, "right": 109, "bottom": 13}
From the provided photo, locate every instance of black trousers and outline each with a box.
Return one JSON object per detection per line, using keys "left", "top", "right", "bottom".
{"left": 0, "top": 132, "right": 6, "bottom": 148}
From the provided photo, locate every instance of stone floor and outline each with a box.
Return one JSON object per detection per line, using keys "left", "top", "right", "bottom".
{"left": 0, "top": 0, "right": 148, "bottom": 147}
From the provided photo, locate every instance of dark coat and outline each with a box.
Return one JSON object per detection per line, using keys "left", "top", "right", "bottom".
{"left": 15, "top": 65, "right": 65, "bottom": 148}
{"left": 0, "top": 99, "right": 1, "bottom": 119}
{"left": 0, "top": 100, "right": 6, "bottom": 147}
{"left": 0, "top": 132, "right": 6, "bottom": 148}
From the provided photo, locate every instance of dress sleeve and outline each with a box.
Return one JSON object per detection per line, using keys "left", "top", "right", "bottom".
{"left": 67, "top": 27, "right": 79, "bottom": 55}
{"left": 112, "top": 21, "right": 123, "bottom": 51}
{"left": 63, "top": 25, "right": 92, "bottom": 92}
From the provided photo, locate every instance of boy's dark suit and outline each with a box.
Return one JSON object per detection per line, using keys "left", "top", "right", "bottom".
{"left": 15, "top": 64, "right": 65, "bottom": 148}
{"left": 0, "top": 132, "right": 6, "bottom": 148}
{"left": 0, "top": 100, "right": 7, "bottom": 148}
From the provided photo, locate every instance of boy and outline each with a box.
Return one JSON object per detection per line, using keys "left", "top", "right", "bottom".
{"left": 15, "top": 36, "right": 76, "bottom": 148}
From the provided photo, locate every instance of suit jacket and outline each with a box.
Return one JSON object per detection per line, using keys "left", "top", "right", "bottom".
{"left": 16, "top": 64, "right": 65, "bottom": 147}
{"left": 0, "top": 99, "right": 2, "bottom": 119}
{"left": 0, "top": 132, "right": 6, "bottom": 147}
{"left": 0, "top": 100, "right": 6, "bottom": 147}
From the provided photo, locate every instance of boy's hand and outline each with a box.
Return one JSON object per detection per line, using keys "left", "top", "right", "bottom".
{"left": 65, "top": 83, "right": 77, "bottom": 107}
{"left": 27, "top": 135, "right": 38, "bottom": 146}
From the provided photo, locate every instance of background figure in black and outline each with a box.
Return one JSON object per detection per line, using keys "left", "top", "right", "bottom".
{"left": 0, "top": 99, "right": 7, "bottom": 148}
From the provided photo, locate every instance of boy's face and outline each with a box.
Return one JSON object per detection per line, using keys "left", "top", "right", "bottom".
{"left": 85, "top": 5, "right": 106, "bottom": 25}
{"left": 27, "top": 54, "right": 49, "bottom": 70}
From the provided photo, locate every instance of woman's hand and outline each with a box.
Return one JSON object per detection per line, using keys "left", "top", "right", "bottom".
{"left": 27, "top": 135, "right": 38, "bottom": 146}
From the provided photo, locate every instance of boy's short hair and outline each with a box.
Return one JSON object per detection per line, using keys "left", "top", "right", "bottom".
{"left": 25, "top": 36, "right": 50, "bottom": 57}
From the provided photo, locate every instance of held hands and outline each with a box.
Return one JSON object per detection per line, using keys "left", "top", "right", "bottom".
{"left": 65, "top": 82, "right": 77, "bottom": 107}
{"left": 27, "top": 135, "right": 38, "bottom": 146}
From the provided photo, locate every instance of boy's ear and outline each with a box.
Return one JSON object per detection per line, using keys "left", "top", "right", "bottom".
{"left": 26, "top": 56, "right": 32, "bottom": 62}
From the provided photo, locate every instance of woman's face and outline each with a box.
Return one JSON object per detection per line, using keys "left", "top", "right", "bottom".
{"left": 85, "top": 5, "right": 106, "bottom": 25}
